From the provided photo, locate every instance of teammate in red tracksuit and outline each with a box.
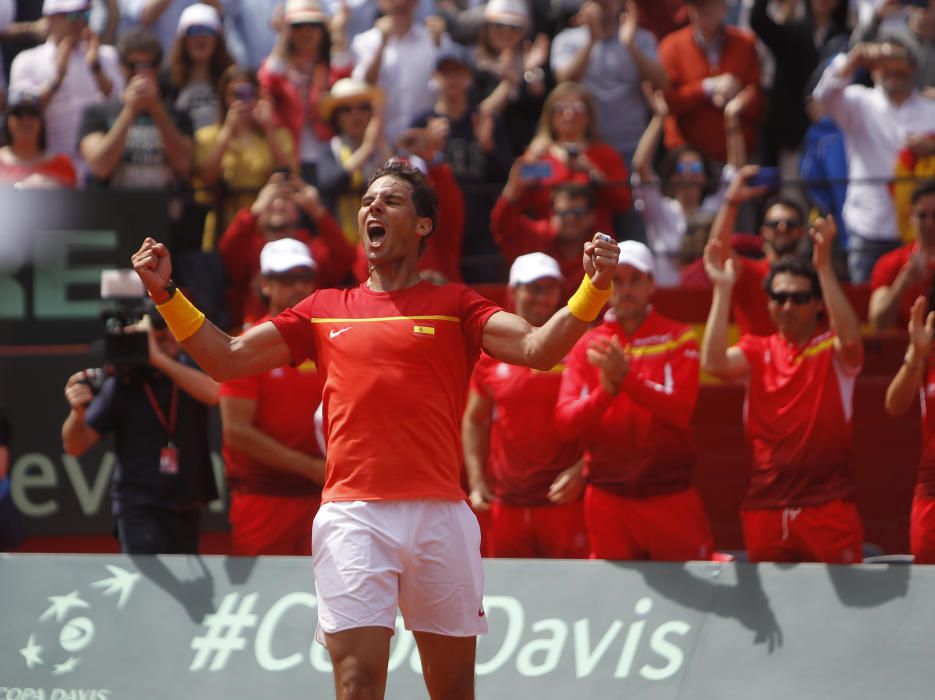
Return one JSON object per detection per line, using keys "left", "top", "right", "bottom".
{"left": 463, "top": 253, "right": 587, "bottom": 558}
{"left": 702, "top": 217, "right": 865, "bottom": 563}
{"left": 556, "top": 241, "right": 713, "bottom": 561}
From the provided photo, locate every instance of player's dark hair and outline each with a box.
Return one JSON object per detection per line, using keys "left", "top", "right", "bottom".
{"left": 911, "top": 180, "right": 935, "bottom": 207}
{"left": 552, "top": 182, "right": 595, "bottom": 208}
{"left": 368, "top": 160, "right": 439, "bottom": 238}
{"left": 765, "top": 257, "right": 821, "bottom": 300}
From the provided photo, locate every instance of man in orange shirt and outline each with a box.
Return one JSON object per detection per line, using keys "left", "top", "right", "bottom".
{"left": 131, "top": 160, "right": 620, "bottom": 700}
{"left": 658, "top": 0, "right": 762, "bottom": 163}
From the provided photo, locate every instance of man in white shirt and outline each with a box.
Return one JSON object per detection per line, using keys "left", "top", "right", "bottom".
{"left": 813, "top": 24, "right": 935, "bottom": 282}
{"left": 9, "top": 0, "right": 123, "bottom": 162}
{"left": 351, "top": 0, "right": 449, "bottom": 145}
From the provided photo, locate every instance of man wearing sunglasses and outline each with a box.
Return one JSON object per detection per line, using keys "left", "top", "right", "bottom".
{"left": 869, "top": 180, "right": 935, "bottom": 330}
{"left": 701, "top": 216, "right": 865, "bottom": 564}
{"left": 708, "top": 164, "right": 809, "bottom": 336}
{"left": 220, "top": 238, "right": 325, "bottom": 556}
{"left": 492, "top": 161, "right": 601, "bottom": 300}
{"left": 9, "top": 0, "right": 122, "bottom": 161}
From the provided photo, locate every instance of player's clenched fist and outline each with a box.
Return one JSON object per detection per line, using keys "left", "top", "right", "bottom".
{"left": 582, "top": 232, "right": 620, "bottom": 290}
{"left": 131, "top": 237, "right": 173, "bottom": 296}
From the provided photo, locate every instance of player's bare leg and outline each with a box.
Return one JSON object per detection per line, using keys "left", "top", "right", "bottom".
{"left": 413, "top": 631, "right": 476, "bottom": 700}
{"left": 325, "top": 626, "right": 392, "bottom": 700}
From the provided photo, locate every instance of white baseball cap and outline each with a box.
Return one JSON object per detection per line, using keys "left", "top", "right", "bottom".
{"left": 509, "top": 252, "right": 563, "bottom": 286}
{"left": 284, "top": 0, "right": 328, "bottom": 24}
{"left": 42, "top": 0, "right": 90, "bottom": 16}
{"left": 260, "top": 238, "right": 316, "bottom": 275}
{"left": 484, "top": 0, "right": 529, "bottom": 28}
{"left": 616, "top": 240, "right": 655, "bottom": 277}
{"left": 177, "top": 3, "right": 222, "bottom": 35}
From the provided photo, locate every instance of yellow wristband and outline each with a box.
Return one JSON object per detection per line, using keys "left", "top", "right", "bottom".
{"left": 156, "top": 289, "right": 206, "bottom": 341}
{"left": 567, "top": 274, "right": 611, "bottom": 322}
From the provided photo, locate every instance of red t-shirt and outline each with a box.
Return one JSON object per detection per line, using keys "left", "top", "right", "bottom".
{"left": 733, "top": 257, "right": 775, "bottom": 337}
{"left": 737, "top": 330, "right": 862, "bottom": 509}
{"left": 555, "top": 310, "right": 700, "bottom": 497}
{"left": 0, "top": 153, "right": 77, "bottom": 187}
{"left": 870, "top": 243, "right": 935, "bottom": 329}
{"left": 470, "top": 353, "right": 582, "bottom": 506}
{"left": 271, "top": 281, "right": 500, "bottom": 502}
{"left": 918, "top": 364, "right": 935, "bottom": 498}
{"left": 220, "top": 316, "right": 324, "bottom": 496}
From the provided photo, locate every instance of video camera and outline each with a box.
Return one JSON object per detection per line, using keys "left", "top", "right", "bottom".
{"left": 99, "top": 270, "right": 164, "bottom": 367}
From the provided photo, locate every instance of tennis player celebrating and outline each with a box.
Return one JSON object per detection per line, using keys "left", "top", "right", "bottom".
{"left": 132, "top": 160, "right": 619, "bottom": 700}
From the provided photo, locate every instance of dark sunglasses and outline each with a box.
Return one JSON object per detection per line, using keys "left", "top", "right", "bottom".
{"left": 269, "top": 270, "right": 315, "bottom": 284}
{"left": 488, "top": 21, "right": 523, "bottom": 31}
{"left": 763, "top": 218, "right": 801, "bottom": 230}
{"left": 555, "top": 207, "right": 590, "bottom": 219}
{"left": 336, "top": 103, "right": 373, "bottom": 115}
{"left": 768, "top": 290, "right": 815, "bottom": 305}
{"left": 186, "top": 25, "right": 217, "bottom": 38}
{"left": 291, "top": 21, "right": 325, "bottom": 29}
{"left": 8, "top": 107, "right": 41, "bottom": 118}
{"left": 65, "top": 10, "right": 91, "bottom": 23}
{"left": 675, "top": 161, "right": 705, "bottom": 175}
{"left": 913, "top": 209, "right": 935, "bottom": 221}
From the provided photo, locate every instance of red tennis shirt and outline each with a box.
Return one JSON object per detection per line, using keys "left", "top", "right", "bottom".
{"left": 271, "top": 281, "right": 500, "bottom": 503}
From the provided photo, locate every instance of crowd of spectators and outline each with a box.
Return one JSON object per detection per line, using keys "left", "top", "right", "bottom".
{"left": 3, "top": 0, "right": 935, "bottom": 559}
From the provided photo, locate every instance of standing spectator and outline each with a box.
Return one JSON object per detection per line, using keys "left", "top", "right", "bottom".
{"left": 556, "top": 241, "right": 713, "bottom": 562}
{"left": 473, "top": 0, "right": 554, "bottom": 158}
{"left": 410, "top": 43, "right": 512, "bottom": 283}
{"left": 116, "top": 0, "right": 220, "bottom": 56}
{"left": 749, "top": 0, "right": 850, "bottom": 169}
{"left": 851, "top": 0, "right": 935, "bottom": 91}
{"left": 633, "top": 0, "right": 687, "bottom": 40}
{"left": 520, "top": 81, "right": 632, "bottom": 237}
{"left": 551, "top": 0, "right": 668, "bottom": 164}
{"left": 317, "top": 78, "right": 389, "bottom": 244}
{"left": 61, "top": 314, "right": 220, "bottom": 554}
{"left": 218, "top": 171, "right": 355, "bottom": 329}
{"left": 812, "top": 27, "right": 935, "bottom": 282}
{"left": 77, "top": 29, "right": 193, "bottom": 189}
{"left": 165, "top": 3, "right": 233, "bottom": 132}
{"left": 0, "top": 89, "right": 78, "bottom": 187}
{"left": 350, "top": 0, "right": 449, "bottom": 144}
{"left": 221, "top": 238, "right": 325, "bottom": 555}
{"left": 260, "top": 0, "right": 352, "bottom": 184}
{"left": 869, "top": 181, "right": 935, "bottom": 330}
{"left": 799, "top": 95, "right": 849, "bottom": 249}
{"left": 631, "top": 83, "right": 746, "bottom": 286}
{"left": 194, "top": 66, "right": 295, "bottom": 248}
{"left": 708, "top": 166, "right": 809, "bottom": 336}
{"left": 463, "top": 252, "right": 588, "bottom": 559}
{"left": 885, "top": 294, "right": 935, "bottom": 564}
{"left": 658, "top": 0, "right": 762, "bottom": 164}
{"left": 492, "top": 162, "right": 600, "bottom": 300}
{"left": 9, "top": 0, "right": 123, "bottom": 163}
{"left": 702, "top": 218, "right": 865, "bottom": 564}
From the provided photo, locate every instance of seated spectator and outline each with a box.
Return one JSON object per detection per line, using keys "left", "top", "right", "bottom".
{"left": 78, "top": 28, "right": 193, "bottom": 189}
{"left": 0, "top": 89, "right": 77, "bottom": 188}
{"left": 463, "top": 252, "right": 588, "bottom": 559}
{"left": 519, "top": 81, "right": 631, "bottom": 237}
{"left": 492, "top": 161, "right": 599, "bottom": 301}
{"left": 473, "top": 0, "right": 554, "bottom": 158}
{"left": 749, "top": 0, "right": 850, "bottom": 168}
{"left": 410, "top": 43, "right": 512, "bottom": 283}
{"left": 709, "top": 166, "right": 810, "bottom": 337}
{"left": 813, "top": 26, "right": 935, "bottom": 282}
{"left": 195, "top": 66, "right": 295, "bottom": 249}
{"left": 220, "top": 237, "right": 325, "bottom": 556}
{"left": 702, "top": 219, "right": 865, "bottom": 564}
{"left": 317, "top": 78, "right": 389, "bottom": 244}
{"left": 658, "top": 0, "right": 762, "bottom": 164}
{"left": 165, "top": 3, "right": 233, "bottom": 132}
{"left": 556, "top": 241, "right": 713, "bottom": 562}
{"left": 10, "top": 0, "right": 123, "bottom": 163}
{"left": 869, "top": 181, "right": 935, "bottom": 331}
{"left": 551, "top": 0, "right": 668, "bottom": 164}
{"left": 260, "top": 0, "right": 352, "bottom": 184}
{"left": 630, "top": 83, "right": 744, "bottom": 286}
{"left": 351, "top": 0, "right": 449, "bottom": 145}
{"left": 218, "top": 171, "right": 355, "bottom": 329}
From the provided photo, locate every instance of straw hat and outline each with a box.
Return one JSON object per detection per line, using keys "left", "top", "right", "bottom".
{"left": 319, "top": 78, "right": 384, "bottom": 121}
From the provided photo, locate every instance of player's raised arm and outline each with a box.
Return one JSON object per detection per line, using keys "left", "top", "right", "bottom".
{"left": 482, "top": 233, "right": 619, "bottom": 370}
{"left": 131, "top": 237, "right": 293, "bottom": 381}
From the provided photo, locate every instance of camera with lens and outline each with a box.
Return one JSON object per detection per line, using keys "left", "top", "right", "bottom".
{"left": 97, "top": 270, "right": 164, "bottom": 371}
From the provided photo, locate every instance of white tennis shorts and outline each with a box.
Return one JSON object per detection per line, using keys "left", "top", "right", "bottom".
{"left": 312, "top": 499, "right": 488, "bottom": 643}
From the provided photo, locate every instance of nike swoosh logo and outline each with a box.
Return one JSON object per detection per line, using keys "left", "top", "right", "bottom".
{"left": 329, "top": 327, "right": 352, "bottom": 339}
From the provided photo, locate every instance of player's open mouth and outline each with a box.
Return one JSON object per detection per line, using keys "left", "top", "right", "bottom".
{"left": 367, "top": 220, "right": 386, "bottom": 247}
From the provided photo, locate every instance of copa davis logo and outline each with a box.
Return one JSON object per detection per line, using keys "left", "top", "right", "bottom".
{"left": 3, "top": 565, "right": 139, "bottom": 700}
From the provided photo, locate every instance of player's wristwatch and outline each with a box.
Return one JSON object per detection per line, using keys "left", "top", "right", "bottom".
{"left": 148, "top": 281, "right": 177, "bottom": 305}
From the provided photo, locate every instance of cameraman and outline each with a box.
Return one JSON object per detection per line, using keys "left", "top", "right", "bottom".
{"left": 62, "top": 312, "right": 220, "bottom": 554}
